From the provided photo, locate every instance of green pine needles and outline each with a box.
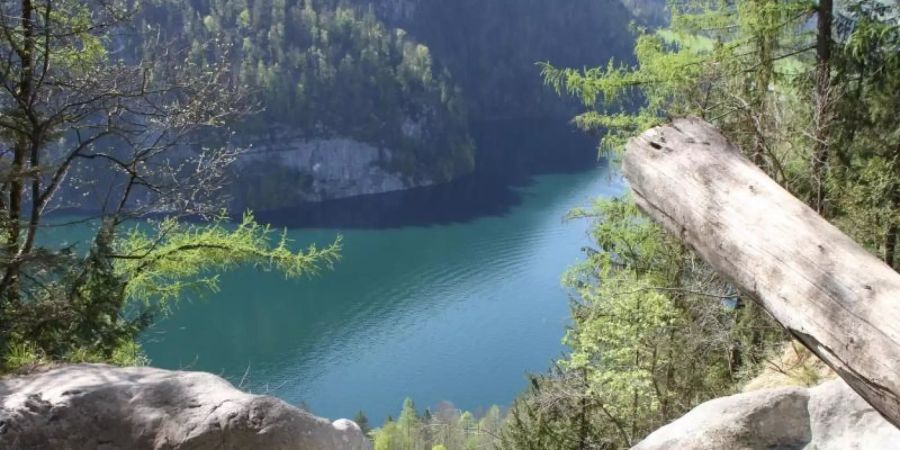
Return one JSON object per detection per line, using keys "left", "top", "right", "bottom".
{"left": 0, "top": 0, "right": 342, "bottom": 372}
{"left": 117, "top": 212, "right": 341, "bottom": 307}
{"left": 1, "top": 212, "right": 341, "bottom": 372}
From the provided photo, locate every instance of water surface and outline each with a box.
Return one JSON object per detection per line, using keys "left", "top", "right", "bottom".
{"left": 142, "top": 123, "right": 624, "bottom": 423}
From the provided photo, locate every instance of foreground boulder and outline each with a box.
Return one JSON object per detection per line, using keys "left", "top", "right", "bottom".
{"left": 633, "top": 379, "right": 900, "bottom": 449}
{"left": 0, "top": 364, "right": 371, "bottom": 450}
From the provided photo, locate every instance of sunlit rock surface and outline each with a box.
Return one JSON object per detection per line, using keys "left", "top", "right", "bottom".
{"left": 0, "top": 364, "right": 370, "bottom": 450}
{"left": 633, "top": 379, "right": 900, "bottom": 450}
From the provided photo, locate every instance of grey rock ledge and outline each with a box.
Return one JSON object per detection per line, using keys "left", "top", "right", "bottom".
{"left": 0, "top": 364, "right": 371, "bottom": 450}
{"left": 633, "top": 378, "right": 900, "bottom": 450}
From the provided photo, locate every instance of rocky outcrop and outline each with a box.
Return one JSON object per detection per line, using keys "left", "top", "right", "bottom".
{"left": 633, "top": 379, "right": 900, "bottom": 450}
{"left": 231, "top": 136, "right": 435, "bottom": 210}
{"left": 806, "top": 380, "right": 900, "bottom": 450}
{"left": 0, "top": 364, "right": 371, "bottom": 450}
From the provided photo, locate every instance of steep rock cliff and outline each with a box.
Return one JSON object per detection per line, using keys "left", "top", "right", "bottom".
{"left": 231, "top": 134, "right": 456, "bottom": 209}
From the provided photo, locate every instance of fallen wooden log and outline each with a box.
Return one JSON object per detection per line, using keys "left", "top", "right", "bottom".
{"left": 622, "top": 117, "right": 900, "bottom": 428}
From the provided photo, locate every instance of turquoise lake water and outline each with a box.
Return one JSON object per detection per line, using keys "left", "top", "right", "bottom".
{"left": 140, "top": 125, "right": 624, "bottom": 423}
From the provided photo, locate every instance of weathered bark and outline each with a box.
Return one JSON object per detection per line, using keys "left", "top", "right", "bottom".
{"left": 623, "top": 118, "right": 900, "bottom": 428}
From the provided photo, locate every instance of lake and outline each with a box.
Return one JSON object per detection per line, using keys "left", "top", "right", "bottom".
{"left": 141, "top": 121, "right": 625, "bottom": 424}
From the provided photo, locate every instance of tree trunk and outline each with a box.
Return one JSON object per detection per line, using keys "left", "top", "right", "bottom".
{"left": 812, "top": 0, "right": 833, "bottom": 214}
{"left": 886, "top": 181, "right": 900, "bottom": 269}
{"left": 886, "top": 224, "right": 897, "bottom": 269}
{"left": 623, "top": 118, "right": 900, "bottom": 428}
{"left": 2, "top": 0, "right": 36, "bottom": 298}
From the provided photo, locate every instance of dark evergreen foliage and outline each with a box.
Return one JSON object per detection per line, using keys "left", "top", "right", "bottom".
{"left": 138, "top": 0, "right": 475, "bottom": 182}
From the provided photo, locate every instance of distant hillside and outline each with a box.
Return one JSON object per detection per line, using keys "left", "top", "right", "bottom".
{"left": 365, "top": 0, "right": 639, "bottom": 120}
{"left": 129, "top": 0, "right": 644, "bottom": 208}
{"left": 139, "top": 0, "right": 474, "bottom": 185}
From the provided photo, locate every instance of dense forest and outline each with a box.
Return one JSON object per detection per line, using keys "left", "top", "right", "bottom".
{"left": 375, "top": 0, "right": 639, "bottom": 120}
{"left": 138, "top": 0, "right": 475, "bottom": 186}
{"left": 131, "top": 0, "right": 644, "bottom": 209}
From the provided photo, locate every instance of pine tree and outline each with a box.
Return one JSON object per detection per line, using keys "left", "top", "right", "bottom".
{"left": 354, "top": 410, "right": 371, "bottom": 435}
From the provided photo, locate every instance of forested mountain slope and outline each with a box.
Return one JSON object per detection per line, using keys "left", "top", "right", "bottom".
{"left": 138, "top": 0, "right": 474, "bottom": 207}
{"left": 133, "top": 0, "right": 638, "bottom": 208}
{"left": 367, "top": 0, "right": 638, "bottom": 120}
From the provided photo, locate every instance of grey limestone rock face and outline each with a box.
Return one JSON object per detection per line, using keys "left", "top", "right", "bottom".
{"left": 232, "top": 135, "right": 439, "bottom": 210}
{"left": 0, "top": 364, "right": 371, "bottom": 450}
{"left": 805, "top": 379, "right": 900, "bottom": 450}
{"left": 632, "top": 386, "right": 812, "bottom": 450}
{"left": 633, "top": 379, "right": 900, "bottom": 450}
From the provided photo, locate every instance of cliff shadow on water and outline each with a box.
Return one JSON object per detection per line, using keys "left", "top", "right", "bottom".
{"left": 254, "top": 119, "right": 604, "bottom": 229}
